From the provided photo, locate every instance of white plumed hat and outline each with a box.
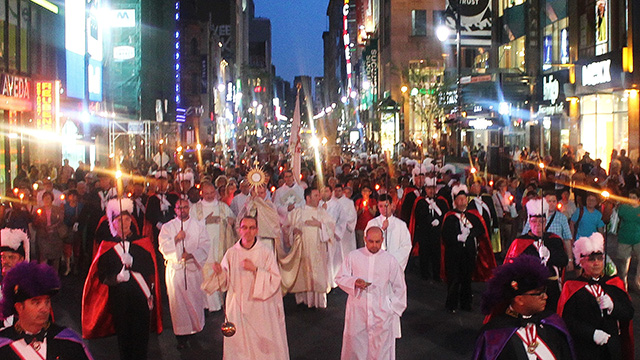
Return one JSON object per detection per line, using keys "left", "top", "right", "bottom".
{"left": 573, "top": 232, "right": 605, "bottom": 263}
{"left": 154, "top": 170, "right": 168, "bottom": 179}
{"left": 425, "top": 176, "right": 437, "bottom": 187}
{"left": 106, "top": 198, "right": 134, "bottom": 237}
{"left": 526, "top": 198, "right": 549, "bottom": 218}
{"left": 0, "top": 228, "right": 29, "bottom": 261}
{"left": 440, "top": 164, "right": 456, "bottom": 174}
{"left": 452, "top": 184, "right": 468, "bottom": 198}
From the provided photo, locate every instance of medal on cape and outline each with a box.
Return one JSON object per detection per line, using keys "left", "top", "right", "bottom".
{"left": 527, "top": 341, "right": 539, "bottom": 353}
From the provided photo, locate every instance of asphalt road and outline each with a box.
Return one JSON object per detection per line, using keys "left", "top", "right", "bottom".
{"left": 52, "top": 254, "right": 640, "bottom": 360}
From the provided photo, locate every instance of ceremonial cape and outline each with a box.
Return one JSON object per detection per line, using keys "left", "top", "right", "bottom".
{"left": 557, "top": 276, "right": 634, "bottom": 360}
{"left": 81, "top": 237, "right": 162, "bottom": 339}
{"left": 440, "top": 209, "right": 496, "bottom": 282}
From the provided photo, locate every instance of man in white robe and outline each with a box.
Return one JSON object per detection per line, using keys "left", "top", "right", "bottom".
{"left": 335, "top": 185, "right": 358, "bottom": 256}
{"left": 190, "top": 181, "right": 235, "bottom": 312}
{"left": 364, "top": 194, "right": 412, "bottom": 270}
{"left": 202, "top": 216, "right": 289, "bottom": 360}
{"left": 273, "top": 171, "right": 305, "bottom": 236}
{"left": 320, "top": 186, "right": 343, "bottom": 287}
{"left": 279, "top": 187, "right": 335, "bottom": 308}
{"left": 158, "top": 199, "right": 210, "bottom": 347}
{"left": 229, "top": 180, "right": 251, "bottom": 216}
{"left": 336, "top": 226, "right": 407, "bottom": 360}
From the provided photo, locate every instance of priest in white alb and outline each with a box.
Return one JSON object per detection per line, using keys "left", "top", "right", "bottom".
{"left": 364, "top": 194, "right": 412, "bottom": 270}
{"left": 190, "top": 181, "right": 236, "bottom": 312}
{"left": 273, "top": 170, "right": 305, "bottom": 244}
{"left": 158, "top": 199, "right": 210, "bottom": 348}
{"left": 336, "top": 226, "right": 407, "bottom": 360}
{"left": 279, "top": 187, "right": 336, "bottom": 308}
{"left": 335, "top": 184, "right": 358, "bottom": 256}
{"left": 320, "top": 186, "right": 343, "bottom": 287}
{"left": 202, "top": 216, "right": 289, "bottom": 359}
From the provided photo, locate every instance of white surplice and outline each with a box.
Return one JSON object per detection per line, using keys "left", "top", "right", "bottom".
{"left": 336, "top": 248, "right": 407, "bottom": 360}
{"left": 202, "top": 240, "right": 290, "bottom": 360}
{"left": 365, "top": 215, "right": 412, "bottom": 270}
{"left": 320, "top": 198, "right": 343, "bottom": 288}
{"left": 338, "top": 196, "right": 358, "bottom": 255}
{"left": 158, "top": 216, "right": 210, "bottom": 335}
{"left": 273, "top": 183, "right": 305, "bottom": 225}
{"left": 190, "top": 199, "right": 235, "bottom": 311}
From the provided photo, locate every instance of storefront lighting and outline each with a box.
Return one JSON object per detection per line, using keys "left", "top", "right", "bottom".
{"left": 499, "top": 102, "right": 510, "bottom": 115}
{"left": 81, "top": 112, "right": 90, "bottom": 123}
{"left": 401, "top": 85, "right": 408, "bottom": 93}
{"left": 436, "top": 25, "right": 450, "bottom": 42}
{"left": 410, "top": 88, "right": 419, "bottom": 96}
{"left": 31, "top": 0, "right": 58, "bottom": 14}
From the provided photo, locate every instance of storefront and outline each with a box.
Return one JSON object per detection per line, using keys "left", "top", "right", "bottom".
{"left": 574, "top": 50, "right": 633, "bottom": 171}
{"left": 532, "top": 69, "right": 571, "bottom": 160}
{"left": 0, "top": 73, "right": 32, "bottom": 195}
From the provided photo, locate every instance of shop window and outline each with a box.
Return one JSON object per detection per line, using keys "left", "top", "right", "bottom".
{"left": 580, "top": 93, "right": 628, "bottom": 171}
{"left": 499, "top": 0, "right": 526, "bottom": 17}
{"left": 8, "top": 0, "right": 17, "bottom": 71}
{"left": 19, "top": 0, "right": 27, "bottom": 73}
{"left": 499, "top": 36, "right": 525, "bottom": 72}
{"left": 411, "top": 10, "right": 427, "bottom": 36}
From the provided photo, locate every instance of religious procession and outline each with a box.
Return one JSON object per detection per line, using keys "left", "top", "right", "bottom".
{"left": 0, "top": 136, "right": 638, "bottom": 359}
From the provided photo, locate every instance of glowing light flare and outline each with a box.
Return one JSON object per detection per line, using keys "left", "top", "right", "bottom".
{"left": 13, "top": 188, "right": 19, "bottom": 195}
{"left": 115, "top": 170, "right": 122, "bottom": 179}
{"left": 196, "top": 143, "right": 202, "bottom": 151}
{"left": 177, "top": 146, "right": 183, "bottom": 152}
{"left": 159, "top": 139, "right": 164, "bottom": 145}
{"left": 270, "top": 186, "right": 276, "bottom": 193}
{"left": 601, "top": 190, "right": 610, "bottom": 198}
{"left": 508, "top": 195, "right": 514, "bottom": 202}
{"left": 489, "top": 180, "right": 494, "bottom": 187}
{"left": 19, "top": 193, "right": 24, "bottom": 200}
{"left": 127, "top": 192, "right": 132, "bottom": 198}
{"left": 33, "top": 183, "right": 39, "bottom": 191}
{"left": 557, "top": 203, "right": 563, "bottom": 210}
{"left": 375, "top": 184, "right": 380, "bottom": 191}
{"left": 363, "top": 200, "right": 368, "bottom": 207}
{"left": 470, "top": 167, "right": 477, "bottom": 174}
{"left": 37, "top": 209, "right": 42, "bottom": 215}
{"left": 60, "top": 194, "right": 65, "bottom": 201}
{"left": 538, "top": 162, "right": 545, "bottom": 169}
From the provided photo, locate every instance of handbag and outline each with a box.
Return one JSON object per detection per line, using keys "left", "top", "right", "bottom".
{"left": 58, "top": 223, "right": 70, "bottom": 240}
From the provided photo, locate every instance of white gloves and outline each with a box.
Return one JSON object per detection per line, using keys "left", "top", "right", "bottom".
{"left": 593, "top": 329, "right": 611, "bottom": 345}
{"left": 457, "top": 227, "right": 470, "bottom": 243}
{"left": 537, "top": 245, "right": 551, "bottom": 264}
{"left": 116, "top": 266, "right": 131, "bottom": 283}
{"left": 121, "top": 253, "right": 134, "bottom": 268}
{"left": 598, "top": 294, "right": 614, "bottom": 313}
{"left": 72, "top": 222, "right": 79, "bottom": 232}
{"left": 431, "top": 219, "right": 440, "bottom": 227}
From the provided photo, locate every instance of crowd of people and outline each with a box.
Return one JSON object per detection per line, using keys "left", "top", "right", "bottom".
{"left": 0, "top": 143, "right": 637, "bottom": 359}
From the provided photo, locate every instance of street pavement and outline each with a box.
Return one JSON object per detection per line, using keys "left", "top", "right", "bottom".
{"left": 52, "top": 255, "right": 640, "bottom": 360}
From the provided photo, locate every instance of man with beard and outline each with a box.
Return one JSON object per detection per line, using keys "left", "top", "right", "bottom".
{"left": 558, "top": 233, "right": 634, "bottom": 360}
{"left": 82, "top": 198, "right": 161, "bottom": 360}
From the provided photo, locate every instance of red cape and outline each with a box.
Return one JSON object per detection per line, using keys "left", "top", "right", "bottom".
{"left": 504, "top": 238, "right": 535, "bottom": 263}
{"left": 81, "top": 236, "right": 163, "bottom": 339}
{"left": 408, "top": 195, "right": 424, "bottom": 257}
{"left": 557, "top": 276, "right": 634, "bottom": 360}
{"left": 440, "top": 209, "right": 496, "bottom": 282}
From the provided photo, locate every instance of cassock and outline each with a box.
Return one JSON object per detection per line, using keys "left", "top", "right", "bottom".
{"left": 336, "top": 248, "right": 407, "bottom": 360}
{"left": 473, "top": 310, "right": 575, "bottom": 360}
{"left": 82, "top": 234, "right": 161, "bottom": 360}
{"left": 505, "top": 232, "right": 569, "bottom": 312}
{"left": 558, "top": 275, "right": 635, "bottom": 360}
{"left": 190, "top": 199, "right": 236, "bottom": 311}
{"left": 279, "top": 205, "right": 335, "bottom": 308}
{"left": 441, "top": 209, "right": 496, "bottom": 311}
{"left": 202, "top": 240, "right": 289, "bottom": 360}
{"left": 158, "top": 217, "right": 210, "bottom": 335}
{"left": 365, "top": 215, "right": 412, "bottom": 270}
{"left": 399, "top": 186, "right": 420, "bottom": 226}
{"left": 415, "top": 196, "right": 447, "bottom": 281}
{"left": 0, "top": 324, "right": 94, "bottom": 360}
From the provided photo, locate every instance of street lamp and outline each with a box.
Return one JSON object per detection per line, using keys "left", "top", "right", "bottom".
{"left": 437, "top": 1, "right": 462, "bottom": 156}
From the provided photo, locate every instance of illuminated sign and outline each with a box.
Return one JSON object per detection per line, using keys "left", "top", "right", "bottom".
{"left": 582, "top": 59, "right": 611, "bottom": 86}
{"left": 113, "top": 46, "right": 135, "bottom": 60}
{"left": 175, "top": 1, "right": 182, "bottom": 120}
{"left": 65, "top": 0, "right": 85, "bottom": 99}
{"left": 543, "top": 75, "right": 559, "bottom": 104}
{"left": 1, "top": 74, "right": 30, "bottom": 99}
{"left": 110, "top": 9, "right": 136, "bottom": 28}
{"left": 380, "top": 112, "right": 396, "bottom": 155}
{"left": 468, "top": 118, "right": 493, "bottom": 130}
{"left": 343, "top": 0, "right": 352, "bottom": 93}
{"left": 35, "top": 81, "right": 60, "bottom": 132}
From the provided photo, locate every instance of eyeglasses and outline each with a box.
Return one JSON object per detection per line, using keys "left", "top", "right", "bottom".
{"left": 581, "top": 253, "right": 604, "bottom": 261}
{"left": 521, "top": 288, "right": 547, "bottom": 297}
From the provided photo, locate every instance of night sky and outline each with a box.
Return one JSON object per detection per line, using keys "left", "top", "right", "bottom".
{"left": 254, "top": 0, "right": 327, "bottom": 83}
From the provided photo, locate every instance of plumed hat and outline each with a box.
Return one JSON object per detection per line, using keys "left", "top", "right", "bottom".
{"left": 440, "top": 164, "right": 456, "bottom": 174}
{"left": 154, "top": 170, "right": 168, "bottom": 179}
{"left": 106, "top": 198, "right": 134, "bottom": 237}
{"left": 452, "top": 184, "right": 468, "bottom": 198}
{"left": 481, "top": 255, "right": 550, "bottom": 315}
{"left": 1, "top": 262, "right": 60, "bottom": 319}
{"left": 424, "top": 164, "right": 435, "bottom": 173}
{"left": 176, "top": 172, "right": 195, "bottom": 187}
{"left": 526, "top": 198, "right": 548, "bottom": 218}
{"left": 0, "top": 228, "right": 29, "bottom": 261}
{"left": 425, "top": 176, "right": 437, "bottom": 187}
{"left": 573, "top": 232, "right": 604, "bottom": 263}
